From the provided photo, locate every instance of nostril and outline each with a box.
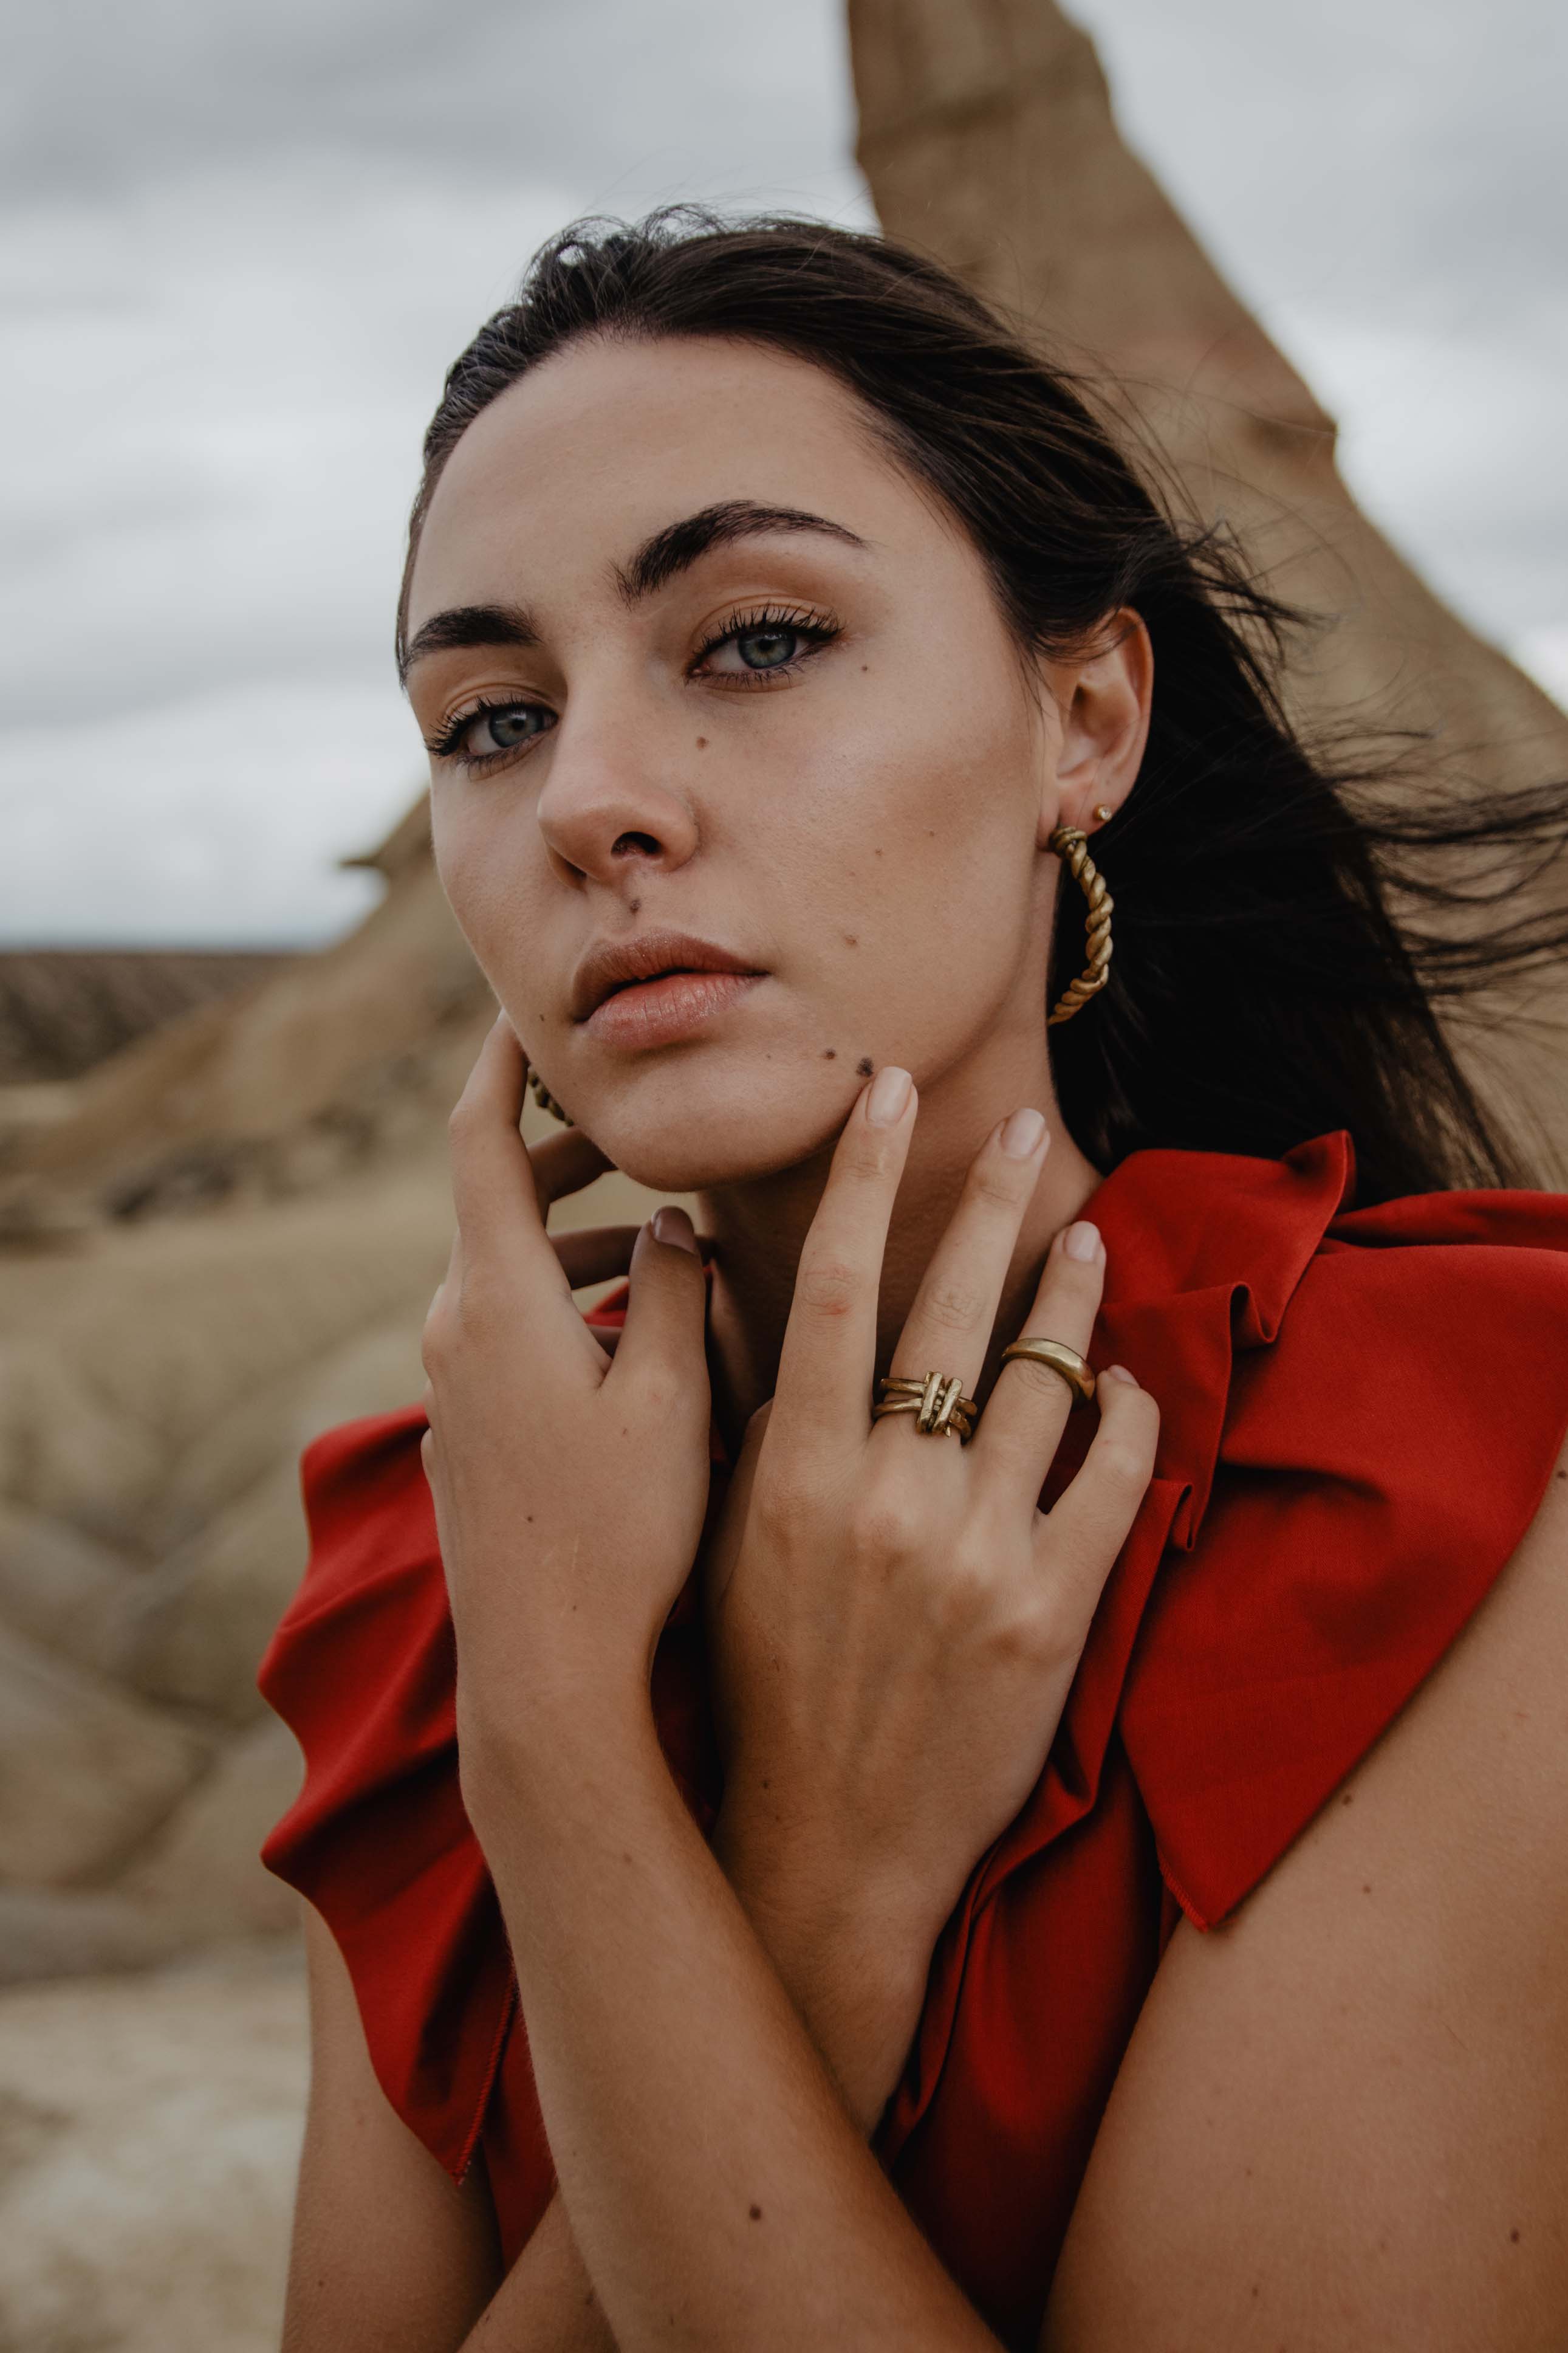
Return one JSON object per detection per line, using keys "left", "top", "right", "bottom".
{"left": 612, "top": 831, "right": 660, "bottom": 859}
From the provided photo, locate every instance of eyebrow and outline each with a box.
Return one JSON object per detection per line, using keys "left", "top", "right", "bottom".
{"left": 614, "top": 500, "right": 866, "bottom": 603}
{"left": 400, "top": 500, "right": 864, "bottom": 682}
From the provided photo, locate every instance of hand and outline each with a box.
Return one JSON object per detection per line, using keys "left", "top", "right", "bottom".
{"left": 705, "top": 1070, "right": 1158, "bottom": 2126}
{"left": 419, "top": 1017, "right": 713, "bottom": 1778}
{"left": 527, "top": 1124, "right": 713, "bottom": 1312}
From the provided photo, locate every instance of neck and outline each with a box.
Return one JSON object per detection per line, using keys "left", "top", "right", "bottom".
{"left": 696, "top": 1050, "right": 1103, "bottom": 1451}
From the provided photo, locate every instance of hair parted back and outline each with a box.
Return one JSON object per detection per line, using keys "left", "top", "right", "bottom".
{"left": 403, "top": 206, "right": 1567, "bottom": 1206}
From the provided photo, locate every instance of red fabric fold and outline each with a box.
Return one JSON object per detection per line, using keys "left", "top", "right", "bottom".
{"left": 258, "top": 1138, "right": 1568, "bottom": 2346}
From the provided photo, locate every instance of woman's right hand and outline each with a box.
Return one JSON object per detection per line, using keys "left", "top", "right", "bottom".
{"left": 705, "top": 1069, "right": 1159, "bottom": 2128}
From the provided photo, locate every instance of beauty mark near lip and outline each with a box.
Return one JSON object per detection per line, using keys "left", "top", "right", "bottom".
{"left": 582, "top": 968, "right": 763, "bottom": 1050}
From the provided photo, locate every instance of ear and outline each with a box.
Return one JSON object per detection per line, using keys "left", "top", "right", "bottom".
{"left": 1035, "top": 610, "right": 1152, "bottom": 847}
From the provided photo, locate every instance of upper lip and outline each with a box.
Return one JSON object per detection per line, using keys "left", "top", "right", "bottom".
{"left": 569, "top": 929, "right": 765, "bottom": 1021}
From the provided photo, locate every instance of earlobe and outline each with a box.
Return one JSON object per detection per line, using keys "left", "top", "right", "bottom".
{"left": 1044, "top": 610, "right": 1153, "bottom": 840}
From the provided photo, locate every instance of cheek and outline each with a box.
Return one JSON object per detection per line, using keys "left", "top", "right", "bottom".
{"left": 744, "top": 658, "right": 1043, "bottom": 997}
{"left": 432, "top": 792, "right": 552, "bottom": 991}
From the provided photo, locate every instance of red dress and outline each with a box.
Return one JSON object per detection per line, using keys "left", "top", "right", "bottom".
{"left": 259, "top": 1134, "right": 1568, "bottom": 2348}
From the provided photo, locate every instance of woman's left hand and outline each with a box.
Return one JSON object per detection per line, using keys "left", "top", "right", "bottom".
{"left": 419, "top": 1015, "right": 713, "bottom": 1768}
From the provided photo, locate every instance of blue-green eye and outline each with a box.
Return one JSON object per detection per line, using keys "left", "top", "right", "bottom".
{"left": 697, "top": 606, "right": 840, "bottom": 683}
{"left": 429, "top": 699, "right": 556, "bottom": 766}
{"left": 481, "top": 706, "right": 550, "bottom": 748}
{"left": 735, "top": 627, "right": 799, "bottom": 670}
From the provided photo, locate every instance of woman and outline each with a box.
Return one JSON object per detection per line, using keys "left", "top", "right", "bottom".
{"left": 261, "top": 214, "right": 1568, "bottom": 2350}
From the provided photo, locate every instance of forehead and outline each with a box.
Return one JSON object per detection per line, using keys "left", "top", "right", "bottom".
{"left": 406, "top": 333, "right": 936, "bottom": 629}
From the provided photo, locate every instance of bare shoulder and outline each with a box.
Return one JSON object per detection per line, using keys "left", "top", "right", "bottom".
{"left": 1044, "top": 1429, "right": 1568, "bottom": 2353}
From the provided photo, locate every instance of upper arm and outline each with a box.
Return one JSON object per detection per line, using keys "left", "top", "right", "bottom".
{"left": 282, "top": 1901, "right": 503, "bottom": 2353}
{"left": 1045, "top": 1435, "right": 1568, "bottom": 2353}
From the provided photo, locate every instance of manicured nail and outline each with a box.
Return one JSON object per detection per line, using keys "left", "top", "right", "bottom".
{"left": 866, "top": 1066, "right": 912, "bottom": 1126}
{"left": 999, "top": 1107, "right": 1048, "bottom": 1160}
{"left": 1063, "top": 1220, "right": 1102, "bottom": 1263}
{"left": 653, "top": 1206, "right": 697, "bottom": 1253}
{"left": 1101, "top": 1363, "right": 1137, "bottom": 1386}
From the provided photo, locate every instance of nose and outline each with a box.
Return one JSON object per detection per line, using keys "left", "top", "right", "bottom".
{"left": 535, "top": 716, "right": 699, "bottom": 890}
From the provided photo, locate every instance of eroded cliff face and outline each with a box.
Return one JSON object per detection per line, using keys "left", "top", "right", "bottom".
{"left": 850, "top": 0, "right": 1568, "bottom": 1166}
{"left": 851, "top": 0, "right": 1566, "bottom": 765}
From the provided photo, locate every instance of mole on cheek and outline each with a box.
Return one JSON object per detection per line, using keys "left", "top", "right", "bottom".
{"left": 695, "top": 737, "right": 708, "bottom": 750}
{"left": 822, "top": 1048, "right": 837, "bottom": 1060}
{"left": 857, "top": 1056, "right": 874, "bottom": 1078}
{"left": 843, "top": 934, "right": 858, "bottom": 947}
{"left": 629, "top": 898, "right": 641, "bottom": 915}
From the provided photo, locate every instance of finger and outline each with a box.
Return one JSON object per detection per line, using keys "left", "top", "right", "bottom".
{"left": 447, "top": 1018, "right": 562, "bottom": 1284}
{"left": 553, "top": 1225, "right": 716, "bottom": 1291}
{"left": 612, "top": 1207, "right": 711, "bottom": 1425}
{"left": 972, "top": 1216, "right": 1106, "bottom": 1497}
{"left": 552, "top": 1225, "right": 641, "bottom": 1290}
{"left": 530, "top": 1127, "right": 614, "bottom": 1218}
{"left": 888, "top": 1107, "right": 1051, "bottom": 1403}
{"left": 1035, "top": 1364, "right": 1159, "bottom": 1637}
{"left": 703, "top": 1398, "right": 772, "bottom": 1615}
{"left": 772, "top": 1067, "right": 917, "bottom": 1448}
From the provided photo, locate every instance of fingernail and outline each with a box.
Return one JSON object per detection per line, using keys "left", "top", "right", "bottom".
{"left": 652, "top": 1206, "right": 697, "bottom": 1253}
{"left": 1063, "top": 1220, "right": 1103, "bottom": 1263}
{"left": 999, "top": 1106, "right": 1048, "bottom": 1160}
{"left": 1101, "top": 1363, "right": 1137, "bottom": 1386}
{"left": 866, "top": 1066, "right": 912, "bottom": 1126}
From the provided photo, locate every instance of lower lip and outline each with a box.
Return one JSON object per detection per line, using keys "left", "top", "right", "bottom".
{"left": 583, "top": 969, "right": 764, "bottom": 1049}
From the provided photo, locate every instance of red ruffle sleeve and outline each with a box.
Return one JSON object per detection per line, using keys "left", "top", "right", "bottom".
{"left": 258, "top": 1137, "right": 1568, "bottom": 2346}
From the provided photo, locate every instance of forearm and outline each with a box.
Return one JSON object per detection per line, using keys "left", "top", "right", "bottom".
{"left": 462, "top": 1808, "right": 931, "bottom": 2351}
{"left": 464, "top": 2194, "right": 614, "bottom": 2352}
{"left": 464, "top": 1705, "right": 997, "bottom": 2353}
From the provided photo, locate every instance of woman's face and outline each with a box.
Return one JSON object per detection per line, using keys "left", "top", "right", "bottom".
{"left": 404, "top": 334, "right": 1139, "bottom": 1194}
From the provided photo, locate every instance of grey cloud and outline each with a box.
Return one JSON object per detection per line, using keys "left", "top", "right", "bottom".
{"left": 0, "top": 0, "right": 1561, "bottom": 945}
{"left": 0, "top": 0, "right": 858, "bottom": 214}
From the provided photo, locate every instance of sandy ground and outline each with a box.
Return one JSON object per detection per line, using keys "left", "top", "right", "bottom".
{"left": 0, "top": 1939, "right": 306, "bottom": 2353}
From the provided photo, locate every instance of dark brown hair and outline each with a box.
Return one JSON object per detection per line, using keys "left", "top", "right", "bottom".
{"left": 402, "top": 208, "right": 1567, "bottom": 1203}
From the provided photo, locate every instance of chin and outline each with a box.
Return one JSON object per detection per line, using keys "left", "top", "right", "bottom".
{"left": 572, "top": 1054, "right": 861, "bottom": 1195}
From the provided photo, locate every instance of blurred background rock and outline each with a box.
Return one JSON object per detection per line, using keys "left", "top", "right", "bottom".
{"left": 1, "top": 1, "right": 1562, "bottom": 2345}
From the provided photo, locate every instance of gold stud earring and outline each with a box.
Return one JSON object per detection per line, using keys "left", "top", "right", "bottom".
{"left": 1093, "top": 802, "right": 1114, "bottom": 825}
{"left": 1047, "top": 826, "right": 1114, "bottom": 1026}
{"left": 529, "top": 1072, "right": 573, "bottom": 1125}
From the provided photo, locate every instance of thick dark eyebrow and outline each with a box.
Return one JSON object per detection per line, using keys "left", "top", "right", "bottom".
{"left": 616, "top": 500, "right": 866, "bottom": 604}
{"left": 399, "top": 601, "right": 537, "bottom": 683}
{"left": 400, "top": 504, "right": 863, "bottom": 684}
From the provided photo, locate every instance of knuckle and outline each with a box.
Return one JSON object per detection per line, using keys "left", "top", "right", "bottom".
{"left": 796, "top": 1255, "right": 862, "bottom": 1319}
{"left": 849, "top": 1487, "right": 922, "bottom": 1561}
{"left": 970, "top": 1159, "right": 1027, "bottom": 1211}
{"left": 919, "top": 1279, "right": 987, "bottom": 1336}
{"left": 447, "top": 1093, "right": 480, "bottom": 1144}
{"left": 1006, "top": 1357, "right": 1075, "bottom": 1409}
{"left": 836, "top": 1131, "right": 895, "bottom": 1186}
{"left": 1092, "top": 1437, "right": 1152, "bottom": 1489}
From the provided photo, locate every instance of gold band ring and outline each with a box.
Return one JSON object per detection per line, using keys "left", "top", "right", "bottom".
{"left": 998, "top": 1337, "right": 1097, "bottom": 1408}
{"left": 872, "top": 1369, "right": 978, "bottom": 1441}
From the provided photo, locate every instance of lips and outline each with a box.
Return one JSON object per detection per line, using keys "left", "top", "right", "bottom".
{"left": 570, "top": 928, "right": 766, "bottom": 1051}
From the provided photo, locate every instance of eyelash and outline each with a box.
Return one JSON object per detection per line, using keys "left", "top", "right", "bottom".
{"left": 424, "top": 603, "right": 843, "bottom": 773}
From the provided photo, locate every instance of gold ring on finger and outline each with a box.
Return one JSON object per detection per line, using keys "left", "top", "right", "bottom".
{"left": 998, "top": 1337, "right": 1096, "bottom": 1408}
{"left": 873, "top": 1369, "right": 978, "bottom": 1441}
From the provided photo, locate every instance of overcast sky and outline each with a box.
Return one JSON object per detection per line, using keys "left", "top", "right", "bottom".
{"left": 1, "top": 0, "right": 1563, "bottom": 946}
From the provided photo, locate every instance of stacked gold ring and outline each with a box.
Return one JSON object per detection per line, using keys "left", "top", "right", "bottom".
{"left": 873, "top": 1370, "right": 979, "bottom": 1442}
{"left": 998, "top": 1336, "right": 1096, "bottom": 1407}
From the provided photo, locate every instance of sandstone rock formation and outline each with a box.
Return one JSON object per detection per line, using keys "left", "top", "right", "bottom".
{"left": 849, "top": 0, "right": 1568, "bottom": 1161}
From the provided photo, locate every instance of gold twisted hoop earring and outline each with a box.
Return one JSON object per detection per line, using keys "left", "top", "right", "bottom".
{"left": 1047, "top": 825, "right": 1114, "bottom": 1028}
{"left": 529, "top": 1073, "right": 573, "bottom": 1125}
